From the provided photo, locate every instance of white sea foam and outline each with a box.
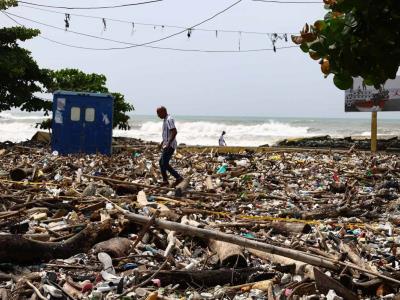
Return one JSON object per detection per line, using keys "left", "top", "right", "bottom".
{"left": 0, "top": 122, "right": 40, "bottom": 142}
{"left": 0, "top": 112, "right": 46, "bottom": 121}
{"left": 1, "top": 112, "right": 400, "bottom": 145}
{"left": 361, "top": 131, "right": 371, "bottom": 136}
{"left": 0, "top": 112, "right": 47, "bottom": 142}
{"left": 115, "top": 120, "right": 311, "bottom": 146}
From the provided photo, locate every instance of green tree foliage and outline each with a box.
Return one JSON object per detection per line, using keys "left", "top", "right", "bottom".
{"left": 0, "top": 25, "right": 52, "bottom": 113}
{"left": 1, "top": 0, "right": 134, "bottom": 130}
{"left": 292, "top": 0, "right": 400, "bottom": 90}
{"left": 47, "top": 69, "right": 134, "bottom": 130}
{"left": 0, "top": 0, "right": 17, "bottom": 10}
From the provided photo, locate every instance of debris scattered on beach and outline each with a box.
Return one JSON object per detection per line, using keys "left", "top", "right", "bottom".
{"left": 1, "top": 136, "right": 400, "bottom": 299}
{"left": 276, "top": 135, "right": 400, "bottom": 152}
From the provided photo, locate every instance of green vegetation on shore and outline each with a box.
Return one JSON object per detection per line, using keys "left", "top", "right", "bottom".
{"left": 292, "top": 0, "right": 400, "bottom": 90}
{"left": 0, "top": 0, "right": 134, "bottom": 130}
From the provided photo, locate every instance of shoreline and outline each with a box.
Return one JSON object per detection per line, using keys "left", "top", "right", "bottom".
{"left": 2, "top": 115, "right": 400, "bottom": 146}
{"left": 26, "top": 131, "right": 400, "bottom": 153}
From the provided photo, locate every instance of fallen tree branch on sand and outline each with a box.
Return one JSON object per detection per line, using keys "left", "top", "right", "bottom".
{"left": 0, "top": 220, "right": 114, "bottom": 264}
{"left": 112, "top": 203, "right": 400, "bottom": 285}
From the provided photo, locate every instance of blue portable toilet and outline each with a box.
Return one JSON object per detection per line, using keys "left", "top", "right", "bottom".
{"left": 51, "top": 90, "right": 113, "bottom": 155}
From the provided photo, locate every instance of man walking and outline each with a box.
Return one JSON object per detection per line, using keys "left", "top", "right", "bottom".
{"left": 219, "top": 131, "right": 227, "bottom": 146}
{"left": 157, "top": 106, "right": 183, "bottom": 186}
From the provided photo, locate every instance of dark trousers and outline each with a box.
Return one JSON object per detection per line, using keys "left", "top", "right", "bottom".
{"left": 159, "top": 147, "right": 181, "bottom": 181}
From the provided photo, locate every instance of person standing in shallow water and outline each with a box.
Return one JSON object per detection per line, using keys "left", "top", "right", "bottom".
{"left": 156, "top": 106, "right": 183, "bottom": 187}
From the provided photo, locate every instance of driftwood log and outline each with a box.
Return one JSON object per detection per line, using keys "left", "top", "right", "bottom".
{"left": 209, "top": 240, "right": 247, "bottom": 268}
{"left": 114, "top": 206, "right": 400, "bottom": 285}
{"left": 339, "top": 241, "right": 377, "bottom": 273}
{"left": 175, "top": 178, "right": 190, "bottom": 197}
{"left": 269, "top": 222, "right": 312, "bottom": 235}
{"left": 92, "top": 237, "right": 132, "bottom": 258}
{"left": 9, "top": 168, "right": 33, "bottom": 181}
{"left": 141, "top": 268, "right": 274, "bottom": 288}
{"left": 314, "top": 268, "right": 358, "bottom": 300}
{"left": 0, "top": 220, "right": 114, "bottom": 264}
{"left": 300, "top": 199, "right": 382, "bottom": 220}
{"left": 116, "top": 208, "right": 341, "bottom": 270}
{"left": 249, "top": 249, "right": 314, "bottom": 279}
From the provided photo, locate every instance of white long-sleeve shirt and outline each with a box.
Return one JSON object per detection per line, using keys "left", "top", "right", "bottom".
{"left": 162, "top": 115, "right": 177, "bottom": 149}
{"left": 219, "top": 134, "right": 226, "bottom": 146}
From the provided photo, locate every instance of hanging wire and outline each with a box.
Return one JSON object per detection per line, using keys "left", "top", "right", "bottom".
{"left": 18, "top": 3, "right": 298, "bottom": 36}
{"left": 7, "top": 0, "right": 247, "bottom": 51}
{"left": 6, "top": 10, "right": 291, "bottom": 52}
{"left": 17, "top": 0, "right": 164, "bottom": 10}
{"left": 252, "top": 0, "right": 321, "bottom": 3}
{"left": 1, "top": 10, "right": 298, "bottom": 53}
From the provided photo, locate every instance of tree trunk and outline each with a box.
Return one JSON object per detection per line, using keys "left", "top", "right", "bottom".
{"left": 0, "top": 220, "right": 114, "bottom": 264}
{"left": 119, "top": 210, "right": 340, "bottom": 271}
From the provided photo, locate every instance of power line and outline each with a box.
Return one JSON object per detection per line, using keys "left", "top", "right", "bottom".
{"left": 6, "top": 0, "right": 248, "bottom": 50}
{"left": 17, "top": 0, "right": 163, "bottom": 10}
{"left": 253, "top": 0, "right": 321, "bottom": 3}
{"left": 18, "top": 3, "right": 297, "bottom": 35}
{"left": 39, "top": 35, "right": 298, "bottom": 53}
{"left": 2, "top": 11, "right": 298, "bottom": 52}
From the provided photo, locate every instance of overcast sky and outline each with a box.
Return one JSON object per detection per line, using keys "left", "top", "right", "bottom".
{"left": 1, "top": 0, "right": 399, "bottom": 119}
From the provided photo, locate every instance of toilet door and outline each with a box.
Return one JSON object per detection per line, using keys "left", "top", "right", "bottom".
{"left": 81, "top": 106, "right": 97, "bottom": 153}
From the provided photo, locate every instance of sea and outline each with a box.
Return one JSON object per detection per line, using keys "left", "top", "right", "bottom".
{"left": 1, "top": 112, "right": 400, "bottom": 147}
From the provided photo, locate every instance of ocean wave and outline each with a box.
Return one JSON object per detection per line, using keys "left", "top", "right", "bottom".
{"left": 0, "top": 122, "right": 38, "bottom": 142}
{"left": 115, "top": 120, "right": 311, "bottom": 146}
{"left": 1, "top": 113, "right": 399, "bottom": 145}
{"left": 361, "top": 131, "right": 371, "bottom": 136}
{"left": 0, "top": 112, "right": 47, "bottom": 121}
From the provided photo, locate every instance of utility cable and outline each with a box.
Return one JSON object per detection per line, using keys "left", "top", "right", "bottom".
{"left": 18, "top": 3, "right": 297, "bottom": 35}
{"left": 252, "top": 0, "right": 321, "bottom": 3}
{"left": 38, "top": 36, "right": 298, "bottom": 52}
{"left": 17, "top": 0, "right": 163, "bottom": 10}
{"left": 5, "top": 0, "right": 248, "bottom": 50}
{"left": 2, "top": 11, "right": 298, "bottom": 52}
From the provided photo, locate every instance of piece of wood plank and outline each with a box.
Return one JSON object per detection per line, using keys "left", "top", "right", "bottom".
{"left": 314, "top": 268, "right": 358, "bottom": 300}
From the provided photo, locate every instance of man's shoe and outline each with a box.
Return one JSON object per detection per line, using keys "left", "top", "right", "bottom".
{"left": 160, "top": 181, "right": 169, "bottom": 187}
{"left": 173, "top": 177, "right": 184, "bottom": 187}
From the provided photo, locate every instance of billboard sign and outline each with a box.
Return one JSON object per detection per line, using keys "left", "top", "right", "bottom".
{"left": 345, "top": 76, "right": 400, "bottom": 112}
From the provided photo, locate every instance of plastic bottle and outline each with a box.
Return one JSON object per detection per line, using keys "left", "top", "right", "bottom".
{"left": 216, "top": 164, "right": 227, "bottom": 174}
{"left": 76, "top": 168, "right": 82, "bottom": 183}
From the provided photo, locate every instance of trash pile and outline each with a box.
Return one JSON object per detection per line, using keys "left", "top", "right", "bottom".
{"left": 276, "top": 135, "right": 400, "bottom": 152}
{"left": 1, "top": 138, "right": 400, "bottom": 299}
